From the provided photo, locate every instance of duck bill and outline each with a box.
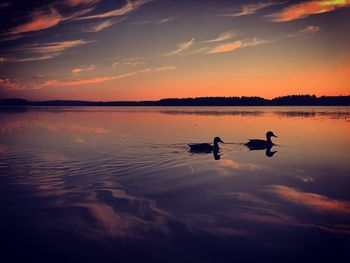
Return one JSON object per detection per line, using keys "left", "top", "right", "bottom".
{"left": 219, "top": 139, "right": 225, "bottom": 143}
{"left": 272, "top": 134, "right": 278, "bottom": 138}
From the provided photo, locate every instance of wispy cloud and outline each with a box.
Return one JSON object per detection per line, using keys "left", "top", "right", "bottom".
{"left": 72, "top": 65, "right": 95, "bottom": 74}
{"left": 0, "top": 34, "right": 24, "bottom": 42}
{"left": 164, "top": 38, "right": 195, "bottom": 56}
{"left": 62, "top": 8, "right": 95, "bottom": 21}
{"left": 5, "top": 7, "right": 93, "bottom": 35}
{"left": 209, "top": 41, "right": 242, "bottom": 54}
{"left": 85, "top": 19, "right": 116, "bottom": 32}
{"left": 8, "top": 8, "right": 62, "bottom": 35}
{"left": 202, "top": 31, "right": 235, "bottom": 43}
{"left": 4, "top": 40, "right": 91, "bottom": 63}
{"left": 0, "top": 78, "right": 28, "bottom": 90}
{"left": 3, "top": 0, "right": 150, "bottom": 36}
{"left": 124, "top": 61, "right": 145, "bottom": 66}
{"left": 225, "top": 1, "right": 284, "bottom": 17}
{"left": 41, "top": 66, "right": 176, "bottom": 87}
{"left": 76, "top": 0, "right": 152, "bottom": 20}
{"left": 112, "top": 57, "right": 145, "bottom": 67}
{"left": 130, "top": 16, "right": 175, "bottom": 25}
{"left": 65, "top": 0, "right": 99, "bottom": 7}
{"left": 208, "top": 37, "right": 269, "bottom": 54}
{"left": 9, "top": 54, "right": 60, "bottom": 63}
{"left": 192, "top": 47, "right": 210, "bottom": 54}
{"left": 267, "top": 0, "right": 350, "bottom": 22}
{"left": 16, "top": 40, "right": 91, "bottom": 54}
{"left": 265, "top": 185, "right": 350, "bottom": 214}
{"left": 155, "top": 16, "right": 175, "bottom": 24}
{"left": 41, "top": 77, "right": 110, "bottom": 87}
{"left": 286, "top": 25, "right": 320, "bottom": 38}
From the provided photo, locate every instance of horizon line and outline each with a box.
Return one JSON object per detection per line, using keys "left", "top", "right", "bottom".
{"left": 1, "top": 94, "right": 350, "bottom": 103}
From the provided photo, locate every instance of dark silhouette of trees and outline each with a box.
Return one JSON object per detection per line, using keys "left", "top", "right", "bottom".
{"left": 1, "top": 95, "right": 349, "bottom": 107}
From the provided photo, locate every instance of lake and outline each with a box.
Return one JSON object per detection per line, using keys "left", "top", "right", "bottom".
{"left": 1, "top": 106, "right": 350, "bottom": 262}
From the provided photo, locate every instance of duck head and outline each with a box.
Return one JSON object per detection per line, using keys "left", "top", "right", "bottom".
{"left": 266, "top": 131, "right": 277, "bottom": 139}
{"left": 266, "top": 131, "right": 277, "bottom": 144}
{"left": 213, "top": 136, "right": 224, "bottom": 146}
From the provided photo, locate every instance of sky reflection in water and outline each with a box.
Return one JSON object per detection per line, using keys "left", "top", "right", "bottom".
{"left": 0, "top": 106, "right": 350, "bottom": 262}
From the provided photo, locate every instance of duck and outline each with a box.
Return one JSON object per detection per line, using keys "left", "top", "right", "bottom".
{"left": 188, "top": 137, "right": 224, "bottom": 153}
{"left": 245, "top": 131, "right": 277, "bottom": 150}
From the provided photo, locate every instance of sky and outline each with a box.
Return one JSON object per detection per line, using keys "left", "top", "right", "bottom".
{"left": 0, "top": 0, "right": 349, "bottom": 101}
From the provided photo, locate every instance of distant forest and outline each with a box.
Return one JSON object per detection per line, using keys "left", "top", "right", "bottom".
{"left": 0, "top": 95, "right": 350, "bottom": 107}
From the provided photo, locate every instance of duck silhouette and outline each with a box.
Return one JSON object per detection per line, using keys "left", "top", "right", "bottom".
{"left": 188, "top": 137, "right": 224, "bottom": 153}
{"left": 245, "top": 131, "right": 277, "bottom": 150}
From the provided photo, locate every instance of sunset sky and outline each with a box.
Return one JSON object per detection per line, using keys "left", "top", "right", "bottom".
{"left": 0, "top": 0, "right": 349, "bottom": 101}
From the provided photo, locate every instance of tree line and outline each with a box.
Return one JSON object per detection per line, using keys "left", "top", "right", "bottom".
{"left": 1, "top": 95, "right": 350, "bottom": 106}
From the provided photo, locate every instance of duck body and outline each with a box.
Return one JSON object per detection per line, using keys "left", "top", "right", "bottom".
{"left": 246, "top": 139, "right": 272, "bottom": 150}
{"left": 188, "top": 137, "right": 224, "bottom": 153}
{"left": 245, "top": 131, "right": 277, "bottom": 150}
{"left": 188, "top": 143, "right": 215, "bottom": 152}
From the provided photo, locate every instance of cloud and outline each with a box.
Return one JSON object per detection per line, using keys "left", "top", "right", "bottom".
{"left": 0, "top": 57, "right": 6, "bottom": 64}
{"left": 5, "top": 6, "right": 93, "bottom": 36}
{"left": 202, "top": 31, "right": 235, "bottom": 43}
{"left": 0, "top": 78, "right": 28, "bottom": 90}
{"left": 42, "top": 77, "right": 112, "bottom": 87}
{"left": 4, "top": 40, "right": 90, "bottom": 63}
{"left": 8, "top": 8, "right": 62, "bottom": 35}
{"left": 62, "top": 7, "right": 95, "bottom": 21}
{"left": 286, "top": 25, "right": 320, "bottom": 38}
{"left": 3, "top": 1, "right": 149, "bottom": 36}
{"left": 130, "top": 16, "right": 175, "bottom": 25}
{"left": 76, "top": 0, "right": 152, "bottom": 20}
{"left": 111, "top": 57, "right": 145, "bottom": 68}
{"left": 65, "top": 0, "right": 99, "bottom": 7}
{"left": 16, "top": 40, "right": 91, "bottom": 54}
{"left": 299, "top": 25, "right": 320, "bottom": 34}
{"left": 155, "top": 16, "right": 175, "bottom": 24}
{"left": 265, "top": 185, "right": 350, "bottom": 214}
{"left": 209, "top": 38, "right": 269, "bottom": 54}
{"left": 0, "top": 34, "right": 24, "bottom": 42}
{"left": 267, "top": 0, "right": 350, "bottom": 22}
{"left": 72, "top": 65, "right": 95, "bottom": 74}
{"left": 164, "top": 38, "right": 195, "bottom": 56}
{"left": 2, "top": 40, "right": 88, "bottom": 63}
{"left": 41, "top": 66, "right": 176, "bottom": 87}
{"left": 208, "top": 40, "right": 243, "bottom": 54}
{"left": 225, "top": 1, "right": 285, "bottom": 17}
{"left": 124, "top": 61, "right": 144, "bottom": 66}
{"left": 192, "top": 47, "right": 210, "bottom": 54}
{"left": 85, "top": 19, "right": 116, "bottom": 32}
{"left": 8, "top": 54, "right": 59, "bottom": 63}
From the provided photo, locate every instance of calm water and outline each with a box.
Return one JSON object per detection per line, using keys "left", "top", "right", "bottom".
{"left": 1, "top": 106, "right": 350, "bottom": 262}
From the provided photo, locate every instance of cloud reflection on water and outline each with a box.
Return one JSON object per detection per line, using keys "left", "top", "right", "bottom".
{"left": 265, "top": 185, "right": 350, "bottom": 215}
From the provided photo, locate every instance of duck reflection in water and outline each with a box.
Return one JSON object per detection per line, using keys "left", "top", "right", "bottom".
{"left": 245, "top": 131, "right": 278, "bottom": 157}
{"left": 188, "top": 137, "right": 224, "bottom": 160}
{"left": 265, "top": 145, "right": 277, "bottom": 157}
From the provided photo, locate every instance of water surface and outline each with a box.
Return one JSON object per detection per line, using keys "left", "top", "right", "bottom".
{"left": 1, "top": 106, "right": 350, "bottom": 262}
